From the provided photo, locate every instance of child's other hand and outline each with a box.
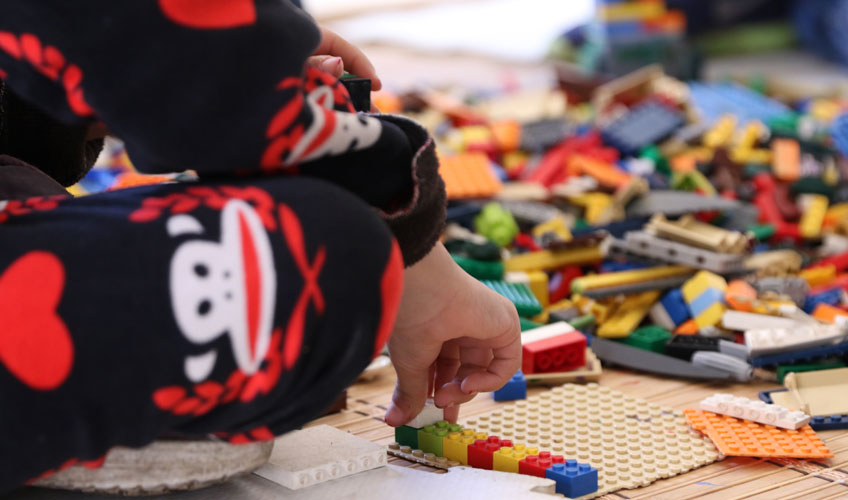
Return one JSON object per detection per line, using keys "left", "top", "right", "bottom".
{"left": 306, "top": 27, "right": 382, "bottom": 91}
{"left": 385, "top": 242, "right": 521, "bottom": 427}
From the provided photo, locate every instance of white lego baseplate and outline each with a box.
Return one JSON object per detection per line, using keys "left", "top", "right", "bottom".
{"left": 700, "top": 393, "right": 810, "bottom": 430}
{"left": 744, "top": 323, "right": 848, "bottom": 356}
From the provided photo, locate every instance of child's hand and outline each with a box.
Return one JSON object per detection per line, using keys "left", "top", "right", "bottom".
{"left": 385, "top": 243, "right": 521, "bottom": 426}
{"left": 306, "top": 27, "right": 382, "bottom": 91}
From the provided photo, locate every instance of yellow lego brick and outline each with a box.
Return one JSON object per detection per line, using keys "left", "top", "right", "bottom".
{"left": 532, "top": 217, "right": 573, "bottom": 243}
{"left": 799, "top": 265, "right": 836, "bottom": 288}
{"left": 493, "top": 444, "right": 532, "bottom": 473}
{"left": 825, "top": 203, "right": 848, "bottom": 227}
{"left": 734, "top": 121, "right": 767, "bottom": 150}
{"left": 599, "top": 1, "right": 664, "bottom": 21}
{"left": 527, "top": 271, "right": 550, "bottom": 307}
{"left": 703, "top": 115, "right": 737, "bottom": 149}
{"left": 531, "top": 310, "right": 550, "bottom": 324}
{"left": 571, "top": 266, "right": 693, "bottom": 294}
{"left": 730, "top": 148, "right": 772, "bottom": 165}
{"left": 799, "top": 194, "right": 829, "bottom": 240}
{"left": 504, "top": 246, "right": 603, "bottom": 272}
{"left": 682, "top": 271, "right": 728, "bottom": 303}
{"left": 597, "top": 291, "right": 661, "bottom": 338}
{"left": 443, "top": 430, "right": 477, "bottom": 465}
{"left": 694, "top": 302, "right": 726, "bottom": 329}
{"left": 569, "top": 193, "right": 613, "bottom": 224}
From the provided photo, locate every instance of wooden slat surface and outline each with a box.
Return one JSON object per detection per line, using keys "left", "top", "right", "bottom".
{"left": 307, "top": 366, "right": 848, "bottom": 499}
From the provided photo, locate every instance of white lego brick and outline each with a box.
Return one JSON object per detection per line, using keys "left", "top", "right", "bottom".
{"left": 255, "top": 425, "right": 386, "bottom": 490}
{"left": 406, "top": 397, "right": 444, "bottom": 428}
{"left": 721, "top": 310, "right": 800, "bottom": 332}
{"left": 520, "top": 321, "right": 576, "bottom": 346}
{"left": 744, "top": 324, "right": 848, "bottom": 356}
{"left": 700, "top": 394, "right": 810, "bottom": 430}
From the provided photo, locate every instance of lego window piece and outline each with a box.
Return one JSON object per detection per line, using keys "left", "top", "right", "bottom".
{"left": 699, "top": 394, "right": 810, "bottom": 430}
{"left": 255, "top": 425, "right": 386, "bottom": 490}
{"left": 520, "top": 322, "right": 586, "bottom": 374}
{"left": 683, "top": 409, "right": 832, "bottom": 459}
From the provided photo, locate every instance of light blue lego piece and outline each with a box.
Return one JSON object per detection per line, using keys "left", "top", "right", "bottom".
{"left": 687, "top": 287, "right": 725, "bottom": 318}
{"left": 689, "top": 82, "right": 791, "bottom": 124}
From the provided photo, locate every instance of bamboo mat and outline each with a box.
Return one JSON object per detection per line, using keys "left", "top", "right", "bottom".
{"left": 307, "top": 366, "right": 848, "bottom": 500}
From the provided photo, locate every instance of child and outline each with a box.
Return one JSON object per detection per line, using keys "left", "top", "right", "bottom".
{"left": 0, "top": 0, "right": 520, "bottom": 491}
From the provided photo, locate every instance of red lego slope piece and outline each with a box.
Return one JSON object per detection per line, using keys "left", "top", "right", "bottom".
{"left": 521, "top": 323, "right": 586, "bottom": 374}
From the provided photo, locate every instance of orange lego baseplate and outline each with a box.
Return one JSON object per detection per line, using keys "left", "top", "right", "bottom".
{"left": 439, "top": 153, "right": 503, "bottom": 199}
{"left": 684, "top": 409, "right": 832, "bottom": 459}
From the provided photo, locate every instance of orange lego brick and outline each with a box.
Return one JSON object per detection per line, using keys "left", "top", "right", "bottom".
{"left": 674, "top": 319, "right": 699, "bottom": 335}
{"left": 684, "top": 409, "right": 832, "bottom": 459}
{"left": 491, "top": 121, "right": 521, "bottom": 152}
{"left": 771, "top": 138, "right": 801, "bottom": 182}
{"left": 439, "top": 153, "right": 503, "bottom": 200}
{"left": 812, "top": 303, "right": 848, "bottom": 324}
{"left": 725, "top": 280, "right": 757, "bottom": 312}
{"left": 567, "top": 155, "right": 632, "bottom": 189}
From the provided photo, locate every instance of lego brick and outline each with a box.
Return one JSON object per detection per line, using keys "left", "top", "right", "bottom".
{"left": 601, "top": 101, "right": 685, "bottom": 156}
{"left": 683, "top": 409, "right": 832, "bottom": 459}
{"left": 775, "top": 368, "right": 848, "bottom": 417}
{"left": 493, "top": 444, "right": 537, "bottom": 474}
{"left": 521, "top": 323, "right": 587, "bottom": 374}
{"left": 661, "top": 288, "right": 691, "bottom": 325}
{"left": 771, "top": 138, "right": 801, "bottom": 182}
{"left": 699, "top": 394, "right": 810, "bottom": 430}
{"left": 605, "top": 231, "right": 746, "bottom": 274}
{"left": 255, "top": 425, "right": 386, "bottom": 490}
{"left": 394, "top": 425, "right": 420, "bottom": 450}
{"left": 546, "top": 459, "right": 599, "bottom": 498}
{"left": 776, "top": 359, "right": 847, "bottom": 384}
{"left": 339, "top": 75, "right": 371, "bottom": 112}
{"left": 581, "top": 274, "right": 688, "bottom": 299}
{"left": 451, "top": 255, "right": 504, "bottom": 281}
{"left": 803, "top": 287, "right": 842, "bottom": 313}
{"left": 645, "top": 214, "right": 748, "bottom": 254}
{"left": 504, "top": 246, "right": 604, "bottom": 273}
{"left": 418, "top": 421, "right": 451, "bottom": 457}
{"left": 691, "top": 352, "right": 753, "bottom": 382}
{"left": 809, "top": 414, "right": 848, "bottom": 431}
{"left": 596, "top": 291, "right": 660, "bottom": 338}
{"left": 520, "top": 119, "right": 570, "bottom": 153}
{"left": 688, "top": 287, "right": 725, "bottom": 319}
{"left": 518, "top": 451, "right": 564, "bottom": 479}
{"left": 665, "top": 335, "right": 719, "bottom": 360}
{"left": 385, "top": 443, "right": 460, "bottom": 470}
{"left": 439, "top": 153, "right": 503, "bottom": 200}
{"left": 799, "top": 194, "right": 829, "bottom": 240}
{"left": 721, "top": 310, "right": 800, "bottom": 332}
{"left": 591, "top": 336, "right": 733, "bottom": 380}
{"left": 467, "top": 436, "right": 507, "bottom": 470}
{"left": 523, "top": 348, "right": 603, "bottom": 385}
{"left": 443, "top": 429, "right": 478, "bottom": 465}
{"left": 406, "top": 397, "right": 444, "bottom": 428}
{"left": 493, "top": 371, "right": 527, "bottom": 402}
{"left": 482, "top": 280, "right": 543, "bottom": 318}
{"left": 689, "top": 81, "right": 790, "bottom": 124}
{"left": 682, "top": 271, "right": 728, "bottom": 303}
{"left": 749, "top": 340, "right": 848, "bottom": 367}
{"left": 626, "top": 191, "right": 741, "bottom": 218}
{"left": 648, "top": 300, "right": 676, "bottom": 330}
{"left": 463, "top": 383, "right": 720, "bottom": 498}
{"left": 506, "top": 270, "right": 550, "bottom": 307}
{"left": 744, "top": 324, "right": 848, "bottom": 356}
{"left": 811, "top": 303, "right": 848, "bottom": 325}
{"left": 570, "top": 265, "right": 693, "bottom": 294}
{"left": 617, "top": 325, "right": 672, "bottom": 353}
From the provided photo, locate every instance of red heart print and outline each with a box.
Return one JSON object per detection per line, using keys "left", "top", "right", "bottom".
{"left": 0, "top": 251, "right": 73, "bottom": 390}
{"left": 159, "top": 0, "right": 257, "bottom": 29}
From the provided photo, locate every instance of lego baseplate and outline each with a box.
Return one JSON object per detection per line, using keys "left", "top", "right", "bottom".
{"left": 460, "top": 383, "right": 719, "bottom": 499}
{"left": 683, "top": 409, "right": 832, "bottom": 459}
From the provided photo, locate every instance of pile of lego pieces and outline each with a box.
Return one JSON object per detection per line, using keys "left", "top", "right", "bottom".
{"left": 373, "top": 59, "right": 848, "bottom": 434}
{"left": 390, "top": 383, "right": 719, "bottom": 499}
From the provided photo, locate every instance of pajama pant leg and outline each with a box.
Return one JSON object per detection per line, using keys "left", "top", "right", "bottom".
{"left": 0, "top": 175, "right": 403, "bottom": 491}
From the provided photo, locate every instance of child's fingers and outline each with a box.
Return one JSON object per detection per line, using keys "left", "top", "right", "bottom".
{"left": 385, "top": 362, "right": 430, "bottom": 427}
{"left": 459, "top": 335, "right": 521, "bottom": 394}
{"left": 305, "top": 55, "right": 344, "bottom": 77}
{"left": 314, "top": 27, "right": 382, "bottom": 90}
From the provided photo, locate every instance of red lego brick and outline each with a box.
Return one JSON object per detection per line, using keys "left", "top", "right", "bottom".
{"left": 467, "top": 436, "right": 503, "bottom": 470}
{"left": 522, "top": 330, "right": 586, "bottom": 374}
{"left": 549, "top": 266, "right": 583, "bottom": 304}
{"left": 518, "top": 451, "right": 565, "bottom": 478}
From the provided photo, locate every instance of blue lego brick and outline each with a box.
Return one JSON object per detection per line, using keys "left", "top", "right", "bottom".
{"left": 482, "top": 280, "right": 543, "bottom": 318}
{"left": 758, "top": 388, "right": 786, "bottom": 404}
{"left": 546, "top": 459, "right": 599, "bottom": 497}
{"left": 689, "top": 82, "right": 791, "bottom": 124}
{"left": 688, "top": 287, "right": 725, "bottom": 318}
{"left": 749, "top": 341, "right": 848, "bottom": 367}
{"left": 832, "top": 113, "right": 848, "bottom": 156}
{"left": 803, "top": 287, "right": 842, "bottom": 313}
{"left": 661, "top": 289, "right": 691, "bottom": 326}
{"left": 810, "top": 415, "right": 848, "bottom": 431}
{"left": 493, "top": 370, "right": 527, "bottom": 402}
{"left": 601, "top": 102, "right": 685, "bottom": 156}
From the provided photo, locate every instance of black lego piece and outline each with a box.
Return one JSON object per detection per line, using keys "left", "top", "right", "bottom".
{"left": 340, "top": 74, "right": 372, "bottom": 112}
{"left": 665, "top": 335, "right": 720, "bottom": 361}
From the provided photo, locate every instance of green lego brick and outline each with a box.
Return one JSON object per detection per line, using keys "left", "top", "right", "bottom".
{"left": 747, "top": 224, "right": 775, "bottom": 241}
{"left": 520, "top": 317, "right": 543, "bottom": 331}
{"left": 482, "top": 280, "right": 543, "bottom": 318}
{"left": 567, "top": 314, "right": 595, "bottom": 331}
{"left": 776, "top": 359, "right": 847, "bottom": 384}
{"left": 452, "top": 255, "right": 504, "bottom": 281}
{"left": 418, "top": 421, "right": 451, "bottom": 456}
{"left": 395, "top": 425, "right": 420, "bottom": 449}
{"left": 617, "top": 325, "right": 672, "bottom": 354}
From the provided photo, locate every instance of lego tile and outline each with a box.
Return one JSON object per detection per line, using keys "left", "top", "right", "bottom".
{"left": 601, "top": 101, "right": 685, "bottom": 156}
{"left": 482, "top": 280, "right": 544, "bottom": 318}
{"left": 590, "top": 336, "right": 733, "bottom": 380}
{"left": 546, "top": 459, "right": 599, "bottom": 498}
{"left": 749, "top": 340, "right": 848, "bottom": 367}
{"left": 463, "top": 383, "right": 719, "bottom": 499}
{"left": 616, "top": 325, "right": 672, "bottom": 353}
{"left": 665, "top": 335, "right": 719, "bottom": 360}
{"left": 523, "top": 348, "right": 603, "bottom": 385}
{"left": 439, "top": 153, "right": 503, "bottom": 200}
{"left": 699, "top": 394, "right": 810, "bottom": 430}
{"left": 255, "top": 425, "right": 386, "bottom": 490}
{"left": 493, "top": 371, "right": 527, "bottom": 402}
{"left": 394, "top": 425, "right": 420, "bottom": 450}
{"left": 385, "top": 444, "right": 460, "bottom": 470}
{"left": 596, "top": 290, "right": 660, "bottom": 338}
{"left": 683, "top": 409, "right": 832, "bottom": 459}
{"left": 406, "top": 397, "right": 444, "bottom": 428}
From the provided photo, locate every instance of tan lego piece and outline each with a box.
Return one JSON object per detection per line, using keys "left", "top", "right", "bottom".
{"left": 386, "top": 443, "right": 460, "bottom": 469}
{"left": 524, "top": 348, "right": 602, "bottom": 385}
{"left": 461, "top": 383, "right": 720, "bottom": 499}
{"left": 772, "top": 367, "right": 848, "bottom": 417}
